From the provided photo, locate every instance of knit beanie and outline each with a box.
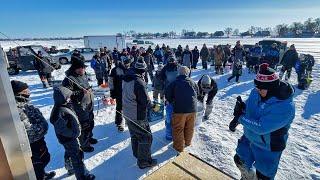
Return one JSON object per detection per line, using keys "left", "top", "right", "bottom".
{"left": 11, "top": 80, "right": 29, "bottom": 95}
{"left": 254, "top": 63, "right": 280, "bottom": 90}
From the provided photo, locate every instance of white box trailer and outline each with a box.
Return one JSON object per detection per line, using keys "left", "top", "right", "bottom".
{"left": 84, "top": 35, "right": 126, "bottom": 50}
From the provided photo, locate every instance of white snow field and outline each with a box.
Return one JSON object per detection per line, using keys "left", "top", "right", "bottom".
{"left": 1, "top": 38, "right": 319, "bottom": 180}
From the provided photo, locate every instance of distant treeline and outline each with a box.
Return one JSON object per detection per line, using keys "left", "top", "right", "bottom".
{"left": 121, "top": 17, "right": 320, "bottom": 39}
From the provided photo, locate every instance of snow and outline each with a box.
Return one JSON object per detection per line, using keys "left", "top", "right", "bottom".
{"left": 3, "top": 38, "right": 320, "bottom": 180}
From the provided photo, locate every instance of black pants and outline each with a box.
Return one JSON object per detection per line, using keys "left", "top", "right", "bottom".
{"left": 38, "top": 71, "right": 53, "bottom": 86}
{"left": 202, "top": 60, "right": 208, "bottom": 70}
{"left": 115, "top": 98, "right": 123, "bottom": 126}
{"left": 63, "top": 139, "right": 86, "bottom": 179}
{"left": 228, "top": 75, "right": 240, "bottom": 82}
{"left": 30, "top": 138, "right": 50, "bottom": 180}
{"left": 126, "top": 120, "right": 153, "bottom": 163}
{"left": 192, "top": 59, "right": 198, "bottom": 68}
{"left": 79, "top": 111, "right": 94, "bottom": 148}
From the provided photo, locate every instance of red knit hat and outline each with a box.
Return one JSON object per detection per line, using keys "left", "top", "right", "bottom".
{"left": 254, "top": 63, "right": 280, "bottom": 90}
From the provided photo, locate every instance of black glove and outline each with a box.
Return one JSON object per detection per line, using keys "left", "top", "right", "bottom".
{"left": 229, "top": 116, "right": 240, "bottom": 132}
{"left": 233, "top": 96, "right": 246, "bottom": 117}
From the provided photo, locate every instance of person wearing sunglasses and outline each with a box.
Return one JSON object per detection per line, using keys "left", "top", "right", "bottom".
{"left": 233, "top": 63, "right": 295, "bottom": 180}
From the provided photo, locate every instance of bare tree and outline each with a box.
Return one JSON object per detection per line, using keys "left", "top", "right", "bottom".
{"left": 224, "top": 27, "right": 233, "bottom": 38}
{"left": 290, "top": 22, "right": 304, "bottom": 36}
{"left": 304, "top": 18, "right": 317, "bottom": 32}
{"left": 233, "top": 29, "right": 240, "bottom": 36}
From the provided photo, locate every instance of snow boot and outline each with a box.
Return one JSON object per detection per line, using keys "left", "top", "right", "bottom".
{"left": 81, "top": 146, "right": 94, "bottom": 153}
{"left": 44, "top": 171, "right": 56, "bottom": 180}
{"left": 138, "top": 159, "right": 157, "bottom": 169}
{"left": 234, "top": 155, "right": 256, "bottom": 180}
{"left": 89, "top": 138, "right": 98, "bottom": 145}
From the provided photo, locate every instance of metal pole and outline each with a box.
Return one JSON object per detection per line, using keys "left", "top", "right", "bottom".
{"left": 0, "top": 46, "right": 36, "bottom": 180}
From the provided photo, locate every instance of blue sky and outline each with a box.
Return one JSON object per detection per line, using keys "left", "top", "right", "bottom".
{"left": 1, "top": 0, "right": 320, "bottom": 38}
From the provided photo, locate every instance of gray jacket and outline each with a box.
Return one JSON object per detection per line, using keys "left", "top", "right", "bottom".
{"left": 122, "top": 69, "right": 151, "bottom": 123}
{"left": 50, "top": 86, "right": 81, "bottom": 143}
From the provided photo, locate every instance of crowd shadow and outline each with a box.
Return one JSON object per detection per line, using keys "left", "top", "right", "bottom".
{"left": 301, "top": 90, "right": 320, "bottom": 119}
{"left": 90, "top": 124, "right": 176, "bottom": 180}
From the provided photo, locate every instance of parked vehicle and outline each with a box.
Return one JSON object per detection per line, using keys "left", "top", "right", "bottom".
{"left": 127, "top": 40, "right": 155, "bottom": 49}
{"left": 84, "top": 35, "right": 126, "bottom": 50}
{"left": 52, "top": 48, "right": 97, "bottom": 64}
{"left": 259, "top": 40, "right": 287, "bottom": 60}
{"left": 6, "top": 45, "right": 61, "bottom": 75}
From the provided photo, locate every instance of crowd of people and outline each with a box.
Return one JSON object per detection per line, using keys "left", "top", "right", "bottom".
{"left": 11, "top": 39, "right": 315, "bottom": 180}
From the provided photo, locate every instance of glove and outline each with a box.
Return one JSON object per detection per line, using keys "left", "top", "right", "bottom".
{"left": 229, "top": 116, "right": 240, "bottom": 132}
{"left": 233, "top": 96, "right": 246, "bottom": 117}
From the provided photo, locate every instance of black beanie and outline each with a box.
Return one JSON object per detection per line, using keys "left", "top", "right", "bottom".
{"left": 71, "top": 59, "right": 86, "bottom": 69}
{"left": 11, "top": 80, "right": 29, "bottom": 95}
{"left": 254, "top": 63, "right": 280, "bottom": 90}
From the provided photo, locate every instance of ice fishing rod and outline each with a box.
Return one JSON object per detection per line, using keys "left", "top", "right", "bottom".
{"left": 0, "top": 31, "right": 179, "bottom": 153}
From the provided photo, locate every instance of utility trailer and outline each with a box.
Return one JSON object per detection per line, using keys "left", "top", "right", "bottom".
{"left": 84, "top": 35, "right": 126, "bottom": 50}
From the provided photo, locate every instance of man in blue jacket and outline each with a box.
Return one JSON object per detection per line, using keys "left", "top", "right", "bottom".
{"left": 263, "top": 43, "right": 280, "bottom": 69}
{"left": 232, "top": 63, "right": 295, "bottom": 180}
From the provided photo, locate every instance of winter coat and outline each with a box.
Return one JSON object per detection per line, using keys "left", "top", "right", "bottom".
{"left": 281, "top": 49, "right": 298, "bottom": 68}
{"left": 232, "top": 59, "right": 243, "bottom": 76}
{"left": 200, "top": 47, "right": 210, "bottom": 61}
{"left": 122, "top": 70, "right": 151, "bottom": 122}
{"left": 109, "top": 63, "right": 128, "bottom": 99}
{"left": 16, "top": 96, "right": 48, "bottom": 144}
{"left": 239, "top": 81, "right": 295, "bottom": 152}
{"left": 223, "top": 46, "right": 231, "bottom": 57}
{"left": 214, "top": 50, "right": 225, "bottom": 66}
{"left": 165, "top": 75, "right": 199, "bottom": 113}
{"left": 250, "top": 47, "right": 262, "bottom": 57}
{"left": 50, "top": 87, "right": 80, "bottom": 144}
{"left": 153, "top": 71, "right": 164, "bottom": 91}
{"left": 192, "top": 49, "right": 200, "bottom": 62}
{"left": 160, "top": 62, "right": 179, "bottom": 89}
{"left": 141, "top": 52, "right": 154, "bottom": 71}
{"left": 112, "top": 50, "right": 120, "bottom": 63}
{"left": 265, "top": 47, "right": 280, "bottom": 64}
{"left": 90, "top": 58, "right": 108, "bottom": 79}
{"left": 232, "top": 46, "right": 246, "bottom": 62}
{"left": 175, "top": 48, "right": 183, "bottom": 63}
{"left": 153, "top": 49, "right": 164, "bottom": 63}
{"left": 182, "top": 50, "right": 193, "bottom": 67}
{"left": 62, "top": 68, "right": 94, "bottom": 122}
{"left": 197, "top": 76, "right": 218, "bottom": 105}
{"left": 101, "top": 53, "right": 112, "bottom": 70}
{"left": 34, "top": 56, "right": 54, "bottom": 74}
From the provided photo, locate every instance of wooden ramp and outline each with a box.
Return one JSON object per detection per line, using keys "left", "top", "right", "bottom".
{"left": 145, "top": 152, "right": 235, "bottom": 180}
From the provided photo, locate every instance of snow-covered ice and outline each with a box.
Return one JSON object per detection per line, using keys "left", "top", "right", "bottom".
{"left": 2, "top": 38, "right": 320, "bottom": 179}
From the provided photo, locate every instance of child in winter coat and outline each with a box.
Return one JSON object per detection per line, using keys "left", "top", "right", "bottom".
{"left": 50, "top": 86, "right": 95, "bottom": 180}
{"left": 153, "top": 63, "right": 165, "bottom": 103}
{"left": 11, "top": 80, "right": 55, "bottom": 180}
